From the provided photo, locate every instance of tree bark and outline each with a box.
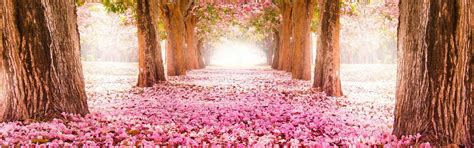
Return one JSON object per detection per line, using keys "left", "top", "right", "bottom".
{"left": 136, "top": 0, "right": 166, "bottom": 87}
{"left": 197, "top": 39, "right": 206, "bottom": 68}
{"left": 470, "top": 2, "right": 474, "bottom": 142}
{"left": 0, "top": 0, "right": 5, "bottom": 120}
{"left": 290, "top": 0, "right": 314, "bottom": 80}
{"left": 271, "top": 29, "right": 280, "bottom": 69}
{"left": 159, "top": 0, "right": 193, "bottom": 76}
{"left": 0, "top": 0, "right": 89, "bottom": 121}
{"left": 165, "top": 37, "right": 175, "bottom": 74}
{"left": 276, "top": 0, "right": 292, "bottom": 72}
{"left": 393, "top": 0, "right": 472, "bottom": 146}
{"left": 165, "top": 14, "right": 187, "bottom": 76}
{"left": 313, "top": 0, "right": 343, "bottom": 97}
{"left": 185, "top": 13, "right": 201, "bottom": 70}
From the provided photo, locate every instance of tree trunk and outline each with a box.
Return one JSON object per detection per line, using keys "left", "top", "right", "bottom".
{"left": 470, "top": 3, "right": 474, "bottom": 142}
{"left": 290, "top": 0, "right": 314, "bottom": 80}
{"left": 271, "top": 29, "right": 280, "bottom": 69}
{"left": 136, "top": 0, "right": 166, "bottom": 87}
{"left": 165, "top": 38, "right": 175, "bottom": 74}
{"left": 197, "top": 39, "right": 206, "bottom": 68}
{"left": 313, "top": 0, "right": 343, "bottom": 97}
{"left": 0, "top": 0, "right": 5, "bottom": 120}
{"left": 203, "top": 49, "right": 212, "bottom": 66}
{"left": 165, "top": 15, "right": 187, "bottom": 76}
{"left": 185, "top": 14, "right": 201, "bottom": 70}
{"left": 0, "top": 0, "right": 89, "bottom": 121}
{"left": 276, "top": 0, "right": 292, "bottom": 72}
{"left": 159, "top": 1, "right": 192, "bottom": 76}
{"left": 264, "top": 36, "right": 274, "bottom": 65}
{"left": 393, "top": 0, "right": 472, "bottom": 146}
{"left": 200, "top": 41, "right": 212, "bottom": 66}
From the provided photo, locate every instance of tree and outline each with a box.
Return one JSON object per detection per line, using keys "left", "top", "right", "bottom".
{"left": 470, "top": 3, "right": 474, "bottom": 142}
{"left": 185, "top": 13, "right": 204, "bottom": 69}
{"left": 393, "top": 0, "right": 472, "bottom": 146}
{"left": 313, "top": 0, "right": 343, "bottom": 97}
{"left": 275, "top": 0, "right": 293, "bottom": 72}
{"left": 271, "top": 28, "right": 281, "bottom": 69}
{"left": 290, "top": 0, "right": 315, "bottom": 80}
{"left": 158, "top": 0, "right": 193, "bottom": 76}
{"left": 197, "top": 39, "right": 206, "bottom": 68}
{"left": 264, "top": 35, "right": 274, "bottom": 65}
{"left": 136, "top": 0, "right": 167, "bottom": 87}
{"left": 272, "top": 0, "right": 314, "bottom": 80}
{"left": 96, "top": 0, "right": 167, "bottom": 86}
{"left": 0, "top": 0, "right": 89, "bottom": 121}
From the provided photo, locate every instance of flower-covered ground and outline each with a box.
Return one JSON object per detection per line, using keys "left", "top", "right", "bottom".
{"left": 0, "top": 62, "right": 425, "bottom": 147}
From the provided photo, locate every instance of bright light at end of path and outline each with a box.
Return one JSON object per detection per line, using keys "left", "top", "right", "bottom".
{"left": 210, "top": 39, "right": 267, "bottom": 67}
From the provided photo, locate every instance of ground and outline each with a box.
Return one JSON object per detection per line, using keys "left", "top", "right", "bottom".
{"left": 0, "top": 62, "right": 420, "bottom": 146}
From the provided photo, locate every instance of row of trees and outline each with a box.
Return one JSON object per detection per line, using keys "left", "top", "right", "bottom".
{"left": 272, "top": 0, "right": 473, "bottom": 145}
{"left": 0, "top": 0, "right": 472, "bottom": 146}
{"left": 269, "top": 0, "right": 344, "bottom": 97}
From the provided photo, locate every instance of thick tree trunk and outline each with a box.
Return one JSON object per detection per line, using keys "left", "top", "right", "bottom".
{"left": 290, "top": 0, "right": 314, "bottom": 80}
{"left": 271, "top": 29, "right": 280, "bottom": 69}
{"left": 165, "top": 38, "right": 175, "bottom": 74}
{"left": 470, "top": 3, "right": 474, "bottom": 142}
{"left": 159, "top": 1, "right": 192, "bottom": 76}
{"left": 0, "top": 0, "right": 89, "bottom": 121}
{"left": 185, "top": 14, "right": 201, "bottom": 70}
{"left": 165, "top": 17, "right": 186, "bottom": 76}
{"left": 313, "top": 0, "right": 343, "bottom": 97}
{"left": 393, "top": 0, "right": 472, "bottom": 146}
{"left": 0, "top": 0, "right": 5, "bottom": 120}
{"left": 276, "top": 0, "right": 292, "bottom": 72}
{"left": 136, "top": 0, "right": 166, "bottom": 87}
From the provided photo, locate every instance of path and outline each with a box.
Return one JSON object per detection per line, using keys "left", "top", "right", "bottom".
{"left": 0, "top": 62, "right": 401, "bottom": 146}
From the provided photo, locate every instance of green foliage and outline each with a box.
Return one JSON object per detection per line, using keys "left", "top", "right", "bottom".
{"left": 194, "top": 5, "right": 225, "bottom": 43}
{"left": 101, "top": 0, "right": 136, "bottom": 13}
{"left": 98, "top": 0, "right": 167, "bottom": 39}
{"left": 87, "top": 4, "right": 102, "bottom": 12}
{"left": 341, "top": 1, "right": 360, "bottom": 15}
{"left": 76, "top": 0, "right": 86, "bottom": 6}
{"left": 156, "top": 18, "right": 167, "bottom": 40}
{"left": 309, "top": 0, "right": 359, "bottom": 33}
{"left": 311, "top": 3, "right": 320, "bottom": 32}
{"left": 247, "top": 5, "right": 280, "bottom": 39}
{"left": 193, "top": 3, "right": 280, "bottom": 46}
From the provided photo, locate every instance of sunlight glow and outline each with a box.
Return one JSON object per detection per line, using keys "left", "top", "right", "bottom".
{"left": 210, "top": 39, "right": 267, "bottom": 67}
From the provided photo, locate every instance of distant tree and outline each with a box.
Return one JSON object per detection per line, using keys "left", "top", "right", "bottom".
{"left": 271, "top": 28, "right": 281, "bottom": 69}
{"left": 313, "top": 0, "right": 343, "bottom": 97}
{"left": 0, "top": 0, "right": 89, "bottom": 121}
{"left": 394, "top": 0, "right": 472, "bottom": 146}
